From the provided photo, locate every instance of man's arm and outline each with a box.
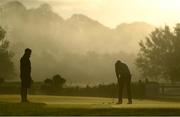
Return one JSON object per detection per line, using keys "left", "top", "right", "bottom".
{"left": 125, "top": 64, "right": 132, "bottom": 78}
{"left": 20, "top": 58, "right": 23, "bottom": 79}
{"left": 115, "top": 63, "right": 120, "bottom": 79}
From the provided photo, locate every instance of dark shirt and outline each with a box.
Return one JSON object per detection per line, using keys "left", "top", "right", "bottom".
{"left": 20, "top": 55, "right": 31, "bottom": 80}
{"left": 115, "top": 62, "right": 131, "bottom": 79}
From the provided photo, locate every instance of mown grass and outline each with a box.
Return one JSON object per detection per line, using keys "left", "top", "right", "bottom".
{"left": 1, "top": 95, "right": 180, "bottom": 115}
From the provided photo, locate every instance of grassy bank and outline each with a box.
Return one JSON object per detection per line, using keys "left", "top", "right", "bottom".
{"left": 0, "top": 95, "right": 180, "bottom": 115}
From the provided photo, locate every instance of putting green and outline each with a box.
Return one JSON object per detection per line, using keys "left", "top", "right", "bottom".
{"left": 0, "top": 95, "right": 180, "bottom": 108}
{"left": 1, "top": 95, "right": 180, "bottom": 115}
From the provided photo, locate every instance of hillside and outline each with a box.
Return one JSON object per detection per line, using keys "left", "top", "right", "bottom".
{"left": 0, "top": 1, "right": 154, "bottom": 84}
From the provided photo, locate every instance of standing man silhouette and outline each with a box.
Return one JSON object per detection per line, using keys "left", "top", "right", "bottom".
{"left": 115, "top": 60, "right": 132, "bottom": 104}
{"left": 20, "top": 48, "right": 32, "bottom": 103}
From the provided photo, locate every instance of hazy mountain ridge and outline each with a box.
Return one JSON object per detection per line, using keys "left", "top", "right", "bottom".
{"left": 0, "top": 1, "right": 154, "bottom": 85}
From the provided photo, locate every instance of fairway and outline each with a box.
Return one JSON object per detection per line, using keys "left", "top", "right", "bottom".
{"left": 1, "top": 95, "right": 180, "bottom": 115}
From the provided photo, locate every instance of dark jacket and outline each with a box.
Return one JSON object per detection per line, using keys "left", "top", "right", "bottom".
{"left": 20, "top": 55, "right": 31, "bottom": 88}
{"left": 115, "top": 62, "right": 131, "bottom": 79}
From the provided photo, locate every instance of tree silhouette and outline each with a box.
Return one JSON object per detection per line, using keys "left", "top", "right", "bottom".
{"left": 136, "top": 24, "right": 180, "bottom": 82}
{"left": 41, "top": 74, "right": 66, "bottom": 92}
{"left": 0, "top": 27, "right": 15, "bottom": 79}
{"left": 44, "top": 78, "right": 53, "bottom": 85}
{"left": 52, "top": 74, "right": 66, "bottom": 88}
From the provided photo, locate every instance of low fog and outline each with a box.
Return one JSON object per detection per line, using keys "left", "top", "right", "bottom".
{"left": 0, "top": 1, "right": 154, "bottom": 85}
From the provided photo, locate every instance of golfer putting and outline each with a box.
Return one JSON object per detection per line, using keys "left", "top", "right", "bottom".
{"left": 115, "top": 60, "right": 132, "bottom": 104}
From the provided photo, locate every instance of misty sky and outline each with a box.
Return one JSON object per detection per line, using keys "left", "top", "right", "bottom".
{"left": 13, "top": 0, "right": 180, "bottom": 28}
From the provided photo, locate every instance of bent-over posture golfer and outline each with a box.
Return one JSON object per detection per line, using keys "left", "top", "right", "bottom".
{"left": 115, "top": 60, "right": 132, "bottom": 104}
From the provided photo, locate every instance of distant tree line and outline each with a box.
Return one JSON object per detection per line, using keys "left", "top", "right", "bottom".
{"left": 40, "top": 79, "right": 155, "bottom": 99}
{"left": 0, "top": 78, "right": 155, "bottom": 99}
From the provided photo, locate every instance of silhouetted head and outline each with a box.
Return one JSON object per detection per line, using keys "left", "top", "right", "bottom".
{"left": 24, "top": 48, "right": 32, "bottom": 58}
{"left": 116, "top": 60, "right": 123, "bottom": 67}
{"left": 116, "top": 60, "right": 122, "bottom": 64}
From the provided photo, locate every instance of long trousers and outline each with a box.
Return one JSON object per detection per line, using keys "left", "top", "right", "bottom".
{"left": 118, "top": 78, "right": 132, "bottom": 102}
{"left": 21, "top": 87, "right": 28, "bottom": 102}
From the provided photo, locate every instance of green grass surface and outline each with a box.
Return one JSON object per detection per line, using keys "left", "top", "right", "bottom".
{"left": 0, "top": 95, "right": 180, "bottom": 115}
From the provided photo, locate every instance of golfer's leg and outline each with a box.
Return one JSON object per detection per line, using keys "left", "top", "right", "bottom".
{"left": 21, "top": 87, "right": 25, "bottom": 102}
{"left": 118, "top": 79, "right": 124, "bottom": 103}
{"left": 20, "top": 87, "right": 23, "bottom": 102}
{"left": 127, "top": 79, "right": 132, "bottom": 103}
{"left": 25, "top": 87, "right": 28, "bottom": 101}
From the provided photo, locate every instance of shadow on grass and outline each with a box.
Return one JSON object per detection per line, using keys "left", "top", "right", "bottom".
{"left": 0, "top": 101, "right": 46, "bottom": 116}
